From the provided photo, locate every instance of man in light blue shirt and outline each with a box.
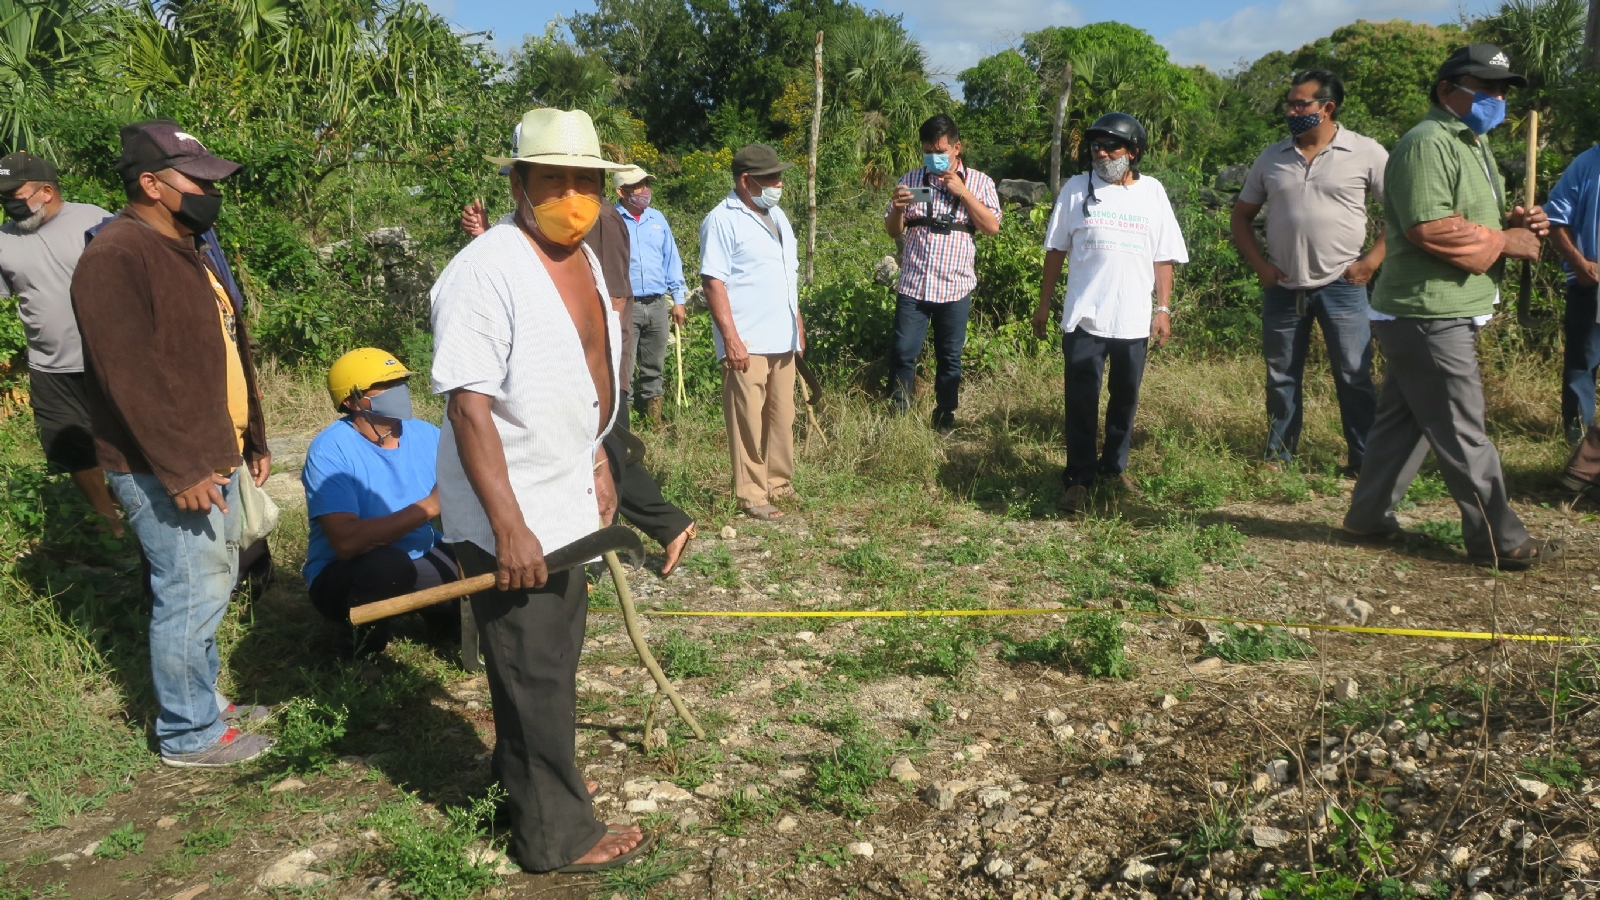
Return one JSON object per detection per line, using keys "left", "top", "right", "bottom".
{"left": 1546, "top": 144, "right": 1600, "bottom": 443}
{"left": 699, "top": 144, "right": 804, "bottom": 520}
{"left": 614, "top": 165, "right": 687, "bottom": 427}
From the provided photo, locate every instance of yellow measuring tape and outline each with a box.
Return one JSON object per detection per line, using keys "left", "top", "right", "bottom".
{"left": 596, "top": 605, "right": 1592, "bottom": 644}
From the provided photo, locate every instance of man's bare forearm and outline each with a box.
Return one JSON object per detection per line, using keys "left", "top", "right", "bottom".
{"left": 1155, "top": 261, "right": 1174, "bottom": 305}
{"left": 1553, "top": 225, "right": 1587, "bottom": 270}
{"left": 447, "top": 390, "right": 526, "bottom": 538}
{"left": 1038, "top": 249, "right": 1067, "bottom": 311}
{"left": 322, "top": 506, "right": 433, "bottom": 560}
{"left": 702, "top": 276, "right": 740, "bottom": 343}
{"left": 1229, "top": 202, "right": 1270, "bottom": 273}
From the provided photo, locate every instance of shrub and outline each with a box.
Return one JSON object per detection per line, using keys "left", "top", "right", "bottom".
{"left": 1207, "top": 625, "right": 1312, "bottom": 663}
{"left": 999, "top": 611, "right": 1131, "bottom": 679}
{"left": 807, "top": 708, "right": 893, "bottom": 818}
{"left": 273, "top": 698, "right": 349, "bottom": 775}
{"left": 364, "top": 792, "right": 504, "bottom": 900}
{"left": 828, "top": 617, "right": 987, "bottom": 681}
{"left": 656, "top": 631, "right": 718, "bottom": 679}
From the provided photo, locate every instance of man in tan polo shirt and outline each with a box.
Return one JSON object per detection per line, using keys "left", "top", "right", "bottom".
{"left": 1231, "top": 69, "right": 1388, "bottom": 478}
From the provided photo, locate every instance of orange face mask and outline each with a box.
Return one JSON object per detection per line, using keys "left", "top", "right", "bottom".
{"left": 530, "top": 193, "right": 601, "bottom": 246}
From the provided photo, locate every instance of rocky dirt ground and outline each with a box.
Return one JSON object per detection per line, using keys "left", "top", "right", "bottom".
{"left": 3, "top": 474, "right": 1599, "bottom": 900}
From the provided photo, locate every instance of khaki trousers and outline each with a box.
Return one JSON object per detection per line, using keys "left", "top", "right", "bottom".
{"left": 722, "top": 352, "right": 796, "bottom": 508}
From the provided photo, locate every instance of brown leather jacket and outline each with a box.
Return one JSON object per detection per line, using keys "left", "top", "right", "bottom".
{"left": 71, "top": 209, "right": 267, "bottom": 495}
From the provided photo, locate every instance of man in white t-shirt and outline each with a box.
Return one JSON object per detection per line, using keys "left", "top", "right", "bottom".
{"left": 1031, "top": 113, "right": 1188, "bottom": 514}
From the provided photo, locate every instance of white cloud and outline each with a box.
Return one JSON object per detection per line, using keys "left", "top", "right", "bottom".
{"left": 870, "top": 0, "right": 1083, "bottom": 81}
{"left": 1159, "top": 0, "right": 1465, "bottom": 72}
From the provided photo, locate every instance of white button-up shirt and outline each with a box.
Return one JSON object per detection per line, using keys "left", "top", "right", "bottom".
{"left": 429, "top": 222, "right": 620, "bottom": 557}
{"left": 698, "top": 192, "right": 800, "bottom": 359}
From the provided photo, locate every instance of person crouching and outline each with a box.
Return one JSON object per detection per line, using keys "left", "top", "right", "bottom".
{"left": 301, "top": 348, "right": 459, "bottom": 656}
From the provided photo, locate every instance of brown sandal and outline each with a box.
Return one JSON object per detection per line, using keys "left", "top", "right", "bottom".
{"left": 742, "top": 504, "right": 785, "bottom": 520}
{"left": 1471, "top": 538, "right": 1564, "bottom": 571}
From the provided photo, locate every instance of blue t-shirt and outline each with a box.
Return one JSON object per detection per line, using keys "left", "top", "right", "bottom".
{"left": 301, "top": 417, "right": 442, "bottom": 585}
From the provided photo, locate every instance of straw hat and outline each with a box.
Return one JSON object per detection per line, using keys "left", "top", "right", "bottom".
{"left": 486, "top": 109, "right": 630, "bottom": 170}
{"left": 614, "top": 165, "right": 654, "bottom": 189}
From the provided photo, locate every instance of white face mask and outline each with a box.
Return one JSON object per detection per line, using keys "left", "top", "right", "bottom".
{"left": 754, "top": 185, "right": 782, "bottom": 209}
{"left": 1093, "top": 156, "right": 1130, "bottom": 184}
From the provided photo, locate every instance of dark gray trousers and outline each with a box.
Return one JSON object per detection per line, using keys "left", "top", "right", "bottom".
{"left": 1344, "top": 318, "right": 1529, "bottom": 556}
{"left": 632, "top": 295, "right": 672, "bottom": 401}
{"left": 455, "top": 542, "right": 604, "bottom": 872}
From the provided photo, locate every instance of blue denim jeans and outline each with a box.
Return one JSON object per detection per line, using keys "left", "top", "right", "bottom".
{"left": 109, "top": 469, "right": 239, "bottom": 755}
{"left": 1261, "top": 278, "right": 1377, "bottom": 470}
{"left": 889, "top": 293, "right": 971, "bottom": 424}
{"left": 1562, "top": 282, "right": 1600, "bottom": 443}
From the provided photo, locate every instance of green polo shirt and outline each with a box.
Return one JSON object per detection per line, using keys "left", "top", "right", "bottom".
{"left": 1371, "top": 106, "right": 1507, "bottom": 318}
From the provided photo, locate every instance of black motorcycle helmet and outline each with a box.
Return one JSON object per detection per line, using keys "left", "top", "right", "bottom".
{"left": 1085, "top": 112, "right": 1149, "bottom": 158}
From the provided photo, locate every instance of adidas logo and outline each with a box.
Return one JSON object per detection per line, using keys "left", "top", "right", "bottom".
{"left": 1490, "top": 52, "right": 1510, "bottom": 68}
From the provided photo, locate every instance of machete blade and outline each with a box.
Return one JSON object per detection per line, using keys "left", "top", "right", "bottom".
{"left": 795, "top": 354, "right": 823, "bottom": 406}
{"left": 543, "top": 524, "right": 645, "bottom": 572}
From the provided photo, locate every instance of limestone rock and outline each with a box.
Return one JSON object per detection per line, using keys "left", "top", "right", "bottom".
{"left": 1332, "top": 677, "right": 1360, "bottom": 701}
{"left": 985, "top": 855, "right": 1015, "bottom": 879}
{"left": 466, "top": 847, "right": 520, "bottom": 875}
{"left": 1121, "top": 745, "right": 1145, "bottom": 767}
{"left": 1249, "top": 826, "right": 1290, "bottom": 849}
{"left": 846, "top": 841, "right": 874, "bottom": 858}
{"left": 889, "top": 757, "right": 921, "bottom": 782}
{"left": 268, "top": 776, "right": 307, "bottom": 793}
{"left": 1513, "top": 777, "right": 1549, "bottom": 802}
{"left": 871, "top": 255, "right": 901, "bottom": 288}
{"left": 170, "top": 885, "right": 210, "bottom": 900}
{"left": 977, "top": 787, "right": 1012, "bottom": 809}
{"left": 719, "top": 525, "right": 737, "bottom": 541}
{"left": 694, "top": 782, "right": 724, "bottom": 799}
{"left": 1444, "top": 846, "right": 1471, "bottom": 869}
{"left": 998, "top": 179, "right": 1049, "bottom": 207}
{"left": 626, "top": 799, "right": 658, "bottom": 813}
{"left": 649, "top": 782, "right": 693, "bottom": 803}
{"left": 1042, "top": 708, "right": 1069, "bottom": 727}
{"left": 1267, "top": 759, "right": 1291, "bottom": 783}
{"left": 1122, "top": 860, "right": 1158, "bottom": 884}
{"left": 1560, "top": 840, "right": 1597, "bottom": 873}
{"left": 1160, "top": 694, "right": 1180, "bottom": 710}
{"left": 258, "top": 843, "right": 336, "bottom": 888}
{"left": 776, "top": 815, "right": 799, "bottom": 833}
{"left": 923, "top": 783, "right": 956, "bottom": 811}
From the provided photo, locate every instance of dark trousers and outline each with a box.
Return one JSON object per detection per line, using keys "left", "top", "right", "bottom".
{"left": 890, "top": 293, "right": 971, "bottom": 424}
{"left": 1061, "top": 328, "right": 1147, "bottom": 487}
{"left": 308, "top": 544, "right": 458, "bottom": 656}
{"left": 618, "top": 296, "right": 637, "bottom": 409}
{"left": 1261, "top": 279, "right": 1377, "bottom": 469}
{"left": 602, "top": 430, "right": 692, "bottom": 548}
{"left": 454, "top": 542, "right": 604, "bottom": 872}
{"left": 1345, "top": 318, "right": 1530, "bottom": 557}
{"left": 1561, "top": 282, "right": 1600, "bottom": 443}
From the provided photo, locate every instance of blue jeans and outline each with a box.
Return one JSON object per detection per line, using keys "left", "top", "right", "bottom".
{"left": 1562, "top": 282, "right": 1600, "bottom": 443}
{"left": 889, "top": 294, "right": 971, "bottom": 424}
{"left": 109, "top": 469, "right": 239, "bottom": 755}
{"left": 1262, "top": 278, "right": 1377, "bottom": 470}
{"left": 1062, "top": 328, "right": 1147, "bottom": 487}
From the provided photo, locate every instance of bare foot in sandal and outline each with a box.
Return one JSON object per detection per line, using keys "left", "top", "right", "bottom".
{"left": 743, "top": 504, "right": 784, "bottom": 520}
{"left": 571, "top": 825, "right": 644, "bottom": 866}
{"left": 661, "top": 523, "right": 696, "bottom": 576}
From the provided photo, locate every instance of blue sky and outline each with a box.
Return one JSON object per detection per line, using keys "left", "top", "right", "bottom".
{"left": 430, "top": 0, "right": 1496, "bottom": 77}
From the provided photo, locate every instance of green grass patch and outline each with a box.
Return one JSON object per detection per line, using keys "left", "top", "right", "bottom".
{"left": 1521, "top": 753, "right": 1583, "bottom": 788}
{"left": 834, "top": 541, "right": 906, "bottom": 586}
{"left": 655, "top": 630, "right": 718, "bottom": 679}
{"left": 999, "top": 611, "right": 1132, "bottom": 679}
{"left": 826, "top": 617, "right": 988, "bottom": 681}
{"left": 273, "top": 697, "right": 348, "bottom": 775}
{"left": 600, "top": 843, "right": 696, "bottom": 898}
{"left": 682, "top": 544, "right": 741, "bottom": 588}
{"left": 95, "top": 823, "right": 146, "bottom": 860}
{"left": 1206, "top": 625, "right": 1312, "bottom": 664}
{"left": 364, "top": 792, "right": 503, "bottom": 900}
{"left": 806, "top": 708, "right": 893, "bottom": 819}
{"left": 1413, "top": 519, "right": 1465, "bottom": 550}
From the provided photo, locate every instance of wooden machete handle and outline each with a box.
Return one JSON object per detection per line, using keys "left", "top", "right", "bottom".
{"left": 349, "top": 572, "right": 496, "bottom": 625}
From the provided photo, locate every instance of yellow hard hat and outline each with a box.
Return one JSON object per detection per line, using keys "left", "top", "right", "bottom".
{"left": 327, "top": 348, "right": 412, "bottom": 409}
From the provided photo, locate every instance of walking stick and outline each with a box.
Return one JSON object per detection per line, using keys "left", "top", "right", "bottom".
{"left": 673, "top": 320, "right": 687, "bottom": 408}
{"left": 605, "top": 545, "right": 705, "bottom": 741}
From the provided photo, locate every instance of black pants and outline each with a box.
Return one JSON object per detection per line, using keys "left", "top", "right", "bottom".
{"left": 603, "top": 430, "right": 693, "bottom": 547}
{"left": 1061, "top": 328, "right": 1148, "bottom": 487}
{"left": 455, "top": 541, "right": 604, "bottom": 872}
{"left": 308, "top": 544, "right": 458, "bottom": 656}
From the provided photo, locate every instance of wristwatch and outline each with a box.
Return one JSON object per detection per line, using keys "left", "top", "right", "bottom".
{"left": 1155, "top": 306, "right": 1171, "bottom": 315}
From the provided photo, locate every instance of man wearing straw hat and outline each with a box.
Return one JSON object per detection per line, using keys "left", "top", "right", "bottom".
{"left": 430, "top": 108, "right": 649, "bottom": 873}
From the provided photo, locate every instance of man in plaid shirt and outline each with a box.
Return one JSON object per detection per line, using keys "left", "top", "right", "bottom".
{"left": 885, "top": 114, "right": 1001, "bottom": 434}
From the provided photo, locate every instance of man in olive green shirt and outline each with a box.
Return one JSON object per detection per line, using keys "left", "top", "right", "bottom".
{"left": 1343, "top": 44, "right": 1558, "bottom": 569}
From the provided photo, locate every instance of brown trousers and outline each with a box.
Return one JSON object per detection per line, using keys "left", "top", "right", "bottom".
{"left": 722, "top": 352, "right": 796, "bottom": 508}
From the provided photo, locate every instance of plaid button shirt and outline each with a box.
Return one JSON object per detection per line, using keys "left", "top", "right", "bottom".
{"left": 887, "top": 166, "right": 1001, "bottom": 303}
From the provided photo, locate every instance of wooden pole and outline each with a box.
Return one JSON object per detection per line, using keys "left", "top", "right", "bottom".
{"left": 605, "top": 549, "right": 704, "bottom": 740}
{"left": 1049, "top": 61, "right": 1073, "bottom": 199}
{"left": 807, "top": 30, "right": 823, "bottom": 287}
{"left": 1517, "top": 109, "right": 1540, "bottom": 326}
{"left": 1587, "top": 0, "right": 1600, "bottom": 71}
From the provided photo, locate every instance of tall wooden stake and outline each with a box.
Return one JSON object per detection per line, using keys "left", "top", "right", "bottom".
{"left": 807, "top": 30, "right": 823, "bottom": 287}
{"left": 1049, "top": 61, "right": 1073, "bottom": 199}
{"left": 1587, "top": 0, "right": 1600, "bottom": 71}
{"left": 1517, "top": 109, "right": 1540, "bottom": 325}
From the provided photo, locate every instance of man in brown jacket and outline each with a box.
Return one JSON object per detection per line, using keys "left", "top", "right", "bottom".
{"left": 72, "top": 122, "right": 275, "bottom": 767}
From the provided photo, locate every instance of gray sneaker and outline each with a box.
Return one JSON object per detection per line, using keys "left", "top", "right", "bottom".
{"left": 161, "top": 727, "right": 275, "bottom": 769}
{"left": 221, "top": 703, "right": 271, "bottom": 724}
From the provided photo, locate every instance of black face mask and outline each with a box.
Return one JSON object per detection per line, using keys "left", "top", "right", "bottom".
{"left": 169, "top": 191, "right": 222, "bottom": 234}
{"left": 3, "top": 197, "right": 37, "bottom": 222}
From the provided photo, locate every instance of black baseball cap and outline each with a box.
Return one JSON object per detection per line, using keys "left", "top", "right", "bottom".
{"left": 1437, "top": 44, "right": 1528, "bottom": 88}
{"left": 732, "top": 144, "right": 795, "bottom": 178}
{"left": 115, "top": 120, "right": 241, "bottom": 184}
{"left": 0, "top": 151, "right": 58, "bottom": 194}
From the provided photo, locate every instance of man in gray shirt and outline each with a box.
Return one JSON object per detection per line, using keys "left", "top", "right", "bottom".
{"left": 0, "top": 151, "right": 120, "bottom": 534}
{"left": 1231, "top": 70, "right": 1388, "bottom": 478}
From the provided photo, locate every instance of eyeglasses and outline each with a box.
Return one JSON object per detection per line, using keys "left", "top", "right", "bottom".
{"left": 1284, "top": 99, "right": 1327, "bottom": 112}
{"left": 1087, "top": 139, "right": 1127, "bottom": 154}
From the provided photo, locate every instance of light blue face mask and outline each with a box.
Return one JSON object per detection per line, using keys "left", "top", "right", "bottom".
{"left": 362, "top": 383, "right": 413, "bottom": 420}
{"left": 923, "top": 152, "right": 951, "bottom": 174}
{"left": 1453, "top": 85, "right": 1506, "bottom": 135}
